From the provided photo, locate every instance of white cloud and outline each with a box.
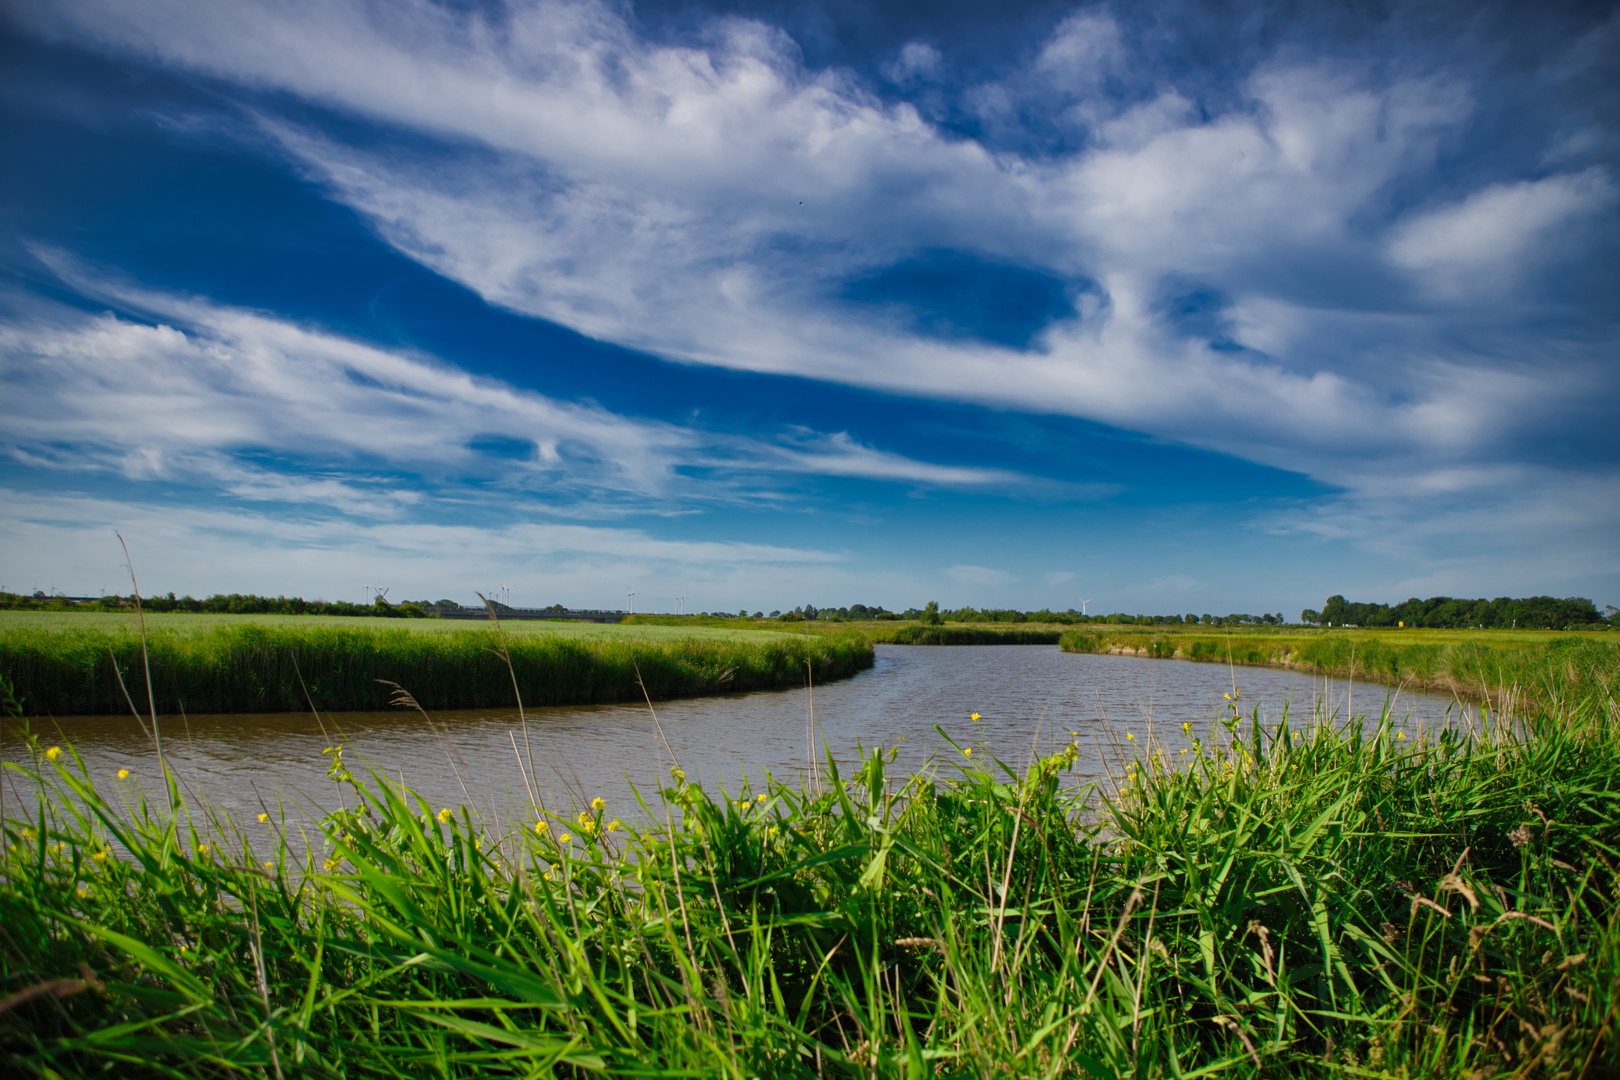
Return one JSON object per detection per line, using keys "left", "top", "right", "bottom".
{"left": 8, "top": 0, "right": 1618, "bottom": 538}
{"left": 1258, "top": 466, "right": 1620, "bottom": 598}
{"left": 1043, "top": 570, "right": 1075, "bottom": 586}
{"left": 1387, "top": 168, "right": 1616, "bottom": 297}
{"left": 947, "top": 564, "right": 1016, "bottom": 586}
{"left": 1, "top": 257, "right": 1037, "bottom": 516}
{"left": 0, "top": 487, "right": 846, "bottom": 605}
{"left": 1144, "top": 574, "right": 1203, "bottom": 594}
{"left": 883, "top": 42, "right": 942, "bottom": 87}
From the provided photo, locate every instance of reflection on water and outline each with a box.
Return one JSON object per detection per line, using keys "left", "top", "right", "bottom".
{"left": 6, "top": 646, "right": 1474, "bottom": 837}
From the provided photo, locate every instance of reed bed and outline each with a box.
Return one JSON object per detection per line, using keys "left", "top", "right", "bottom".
{"left": 0, "top": 623, "right": 873, "bottom": 715}
{"left": 2, "top": 668, "right": 1616, "bottom": 1077}
{"left": 1062, "top": 628, "right": 1620, "bottom": 710}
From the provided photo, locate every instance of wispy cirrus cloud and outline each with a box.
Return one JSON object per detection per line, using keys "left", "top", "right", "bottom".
{"left": 0, "top": 487, "right": 848, "bottom": 604}
{"left": 1, "top": 251, "right": 1045, "bottom": 521}
{"left": 947, "top": 564, "right": 1017, "bottom": 587}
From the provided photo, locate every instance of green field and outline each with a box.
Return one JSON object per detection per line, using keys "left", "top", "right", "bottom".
{"left": 4, "top": 649, "right": 1615, "bottom": 1077}
{"left": 0, "top": 611, "right": 794, "bottom": 643}
{"left": 1060, "top": 625, "right": 1620, "bottom": 710}
{"left": 0, "top": 612, "right": 870, "bottom": 716}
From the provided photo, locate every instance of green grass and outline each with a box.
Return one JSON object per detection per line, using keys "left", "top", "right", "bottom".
{"left": 2, "top": 667, "right": 1616, "bottom": 1077}
{"left": 0, "top": 616, "right": 872, "bottom": 715}
{"left": 1062, "top": 627, "right": 1620, "bottom": 711}
{"left": 0, "top": 611, "right": 791, "bottom": 643}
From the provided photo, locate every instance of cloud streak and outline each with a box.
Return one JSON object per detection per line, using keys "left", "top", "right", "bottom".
{"left": 14, "top": 0, "right": 1612, "bottom": 509}
{"left": 2, "top": 252, "right": 1041, "bottom": 521}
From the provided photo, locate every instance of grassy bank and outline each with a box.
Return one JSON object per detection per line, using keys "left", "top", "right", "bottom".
{"left": 1062, "top": 626, "right": 1620, "bottom": 710}
{"left": 3, "top": 678, "right": 1616, "bottom": 1077}
{"left": 626, "top": 616, "right": 1072, "bottom": 646}
{"left": 0, "top": 617, "right": 873, "bottom": 716}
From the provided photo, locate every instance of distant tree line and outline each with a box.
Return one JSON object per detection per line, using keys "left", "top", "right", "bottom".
{"left": 0, "top": 591, "right": 437, "bottom": 618}
{"left": 763, "top": 602, "right": 1290, "bottom": 627}
{"left": 1302, "top": 595, "right": 1611, "bottom": 630}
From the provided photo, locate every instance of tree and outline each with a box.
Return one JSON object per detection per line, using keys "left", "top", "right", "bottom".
{"left": 923, "top": 600, "right": 942, "bottom": 626}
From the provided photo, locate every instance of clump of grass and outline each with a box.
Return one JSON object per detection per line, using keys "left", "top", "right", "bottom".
{"left": 0, "top": 623, "right": 874, "bottom": 715}
{"left": 2, "top": 679, "right": 1616, "bottom": 1077}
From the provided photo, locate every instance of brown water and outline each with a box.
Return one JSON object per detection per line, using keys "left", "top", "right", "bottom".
{"left": 7, "top": 646, "right": 1472, "bottom": 836}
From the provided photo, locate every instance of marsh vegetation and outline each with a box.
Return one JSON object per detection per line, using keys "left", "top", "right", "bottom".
{"left": 2, "top": 660, "right": 1615, "bottom": 1077}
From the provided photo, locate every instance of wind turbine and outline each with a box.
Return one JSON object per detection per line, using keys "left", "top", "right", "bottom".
{"left": 1080, "top": 598, "right": 1094, "bottom": 616}
{"left": 626, "top": 590, "right": 636, "bottom": 614}
{"left": 675, "top": 594, "right": 687, "bottom": 615}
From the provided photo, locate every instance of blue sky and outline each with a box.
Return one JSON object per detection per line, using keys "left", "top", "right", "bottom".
{"left": 1, "top": 0, "right": 1615, "bottom": 615}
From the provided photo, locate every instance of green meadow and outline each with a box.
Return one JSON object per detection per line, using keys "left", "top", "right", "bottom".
{"left": 1060, "top": 626, "right": 1620, "bottom": 711}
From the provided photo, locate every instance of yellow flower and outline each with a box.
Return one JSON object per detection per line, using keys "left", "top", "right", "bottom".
{"left": 768, "top": 826, "right": 779, "bottom": 838}
{"left": 558, "top": 833, "right": 571, "bottom": 844}
{"left": 264, "top": 861, "right": 274, "bottom": 870}
{"left": 756, "top": 793, "right": 768, "bottom": 803}
{"left": 1181, "top": 722, "right": 1191, "bottom": 735}
{"left": 117, "top": 768, "right": 130, "bottom": 779}
{"left": 196, "top": 844, "right": 209, "bottom": 855}
{"left": 1223, "top": 693, "right": 1231, "bottom": 701}
{"left": 582, "top": 821, "right": 596, "bottom": 834}
{"left": 963, "top": 747, "right": 973, "bottom": 756}
{"left": 607, "top": 819, "right": 622, "bottom": 832}
{"left": 591, "top": 797, "right": 606, "bottom": 812}
{"left": 535, "top": 821, "right": 549, "bottom": 835}
{"left": 970, "top": 712, "right": 981, "bottom": 721}
{"left": 1397, "top": 732, "right": 1407, "bottom": 740}
{"left": 1126, "top": 732, "right": 1134, "bottom": 741}
{"left": 577, "top": 811, "right": 593, "bottom": 825}
{"left": 45, "top": 746, "right": 62, "bottom": 762}
{"left": 323, "top": 858, "right": 338, "bottom": 872}
{"left": 543, "top": 871, "right": 553, "bottom": 881}
{"left": 438, "top": 808, "right": 454, "bottom": 824}
{"left": 77, "top": 886, "right": 91, "bottom": 900}
{"left": 92, "top": 850, "right": 107, "bottom": 862}
{"left": 257, "top": 813, "right": 269, "bottom": 823}
{"left": 1180, "top": 748, "right": 1188, "bottom": 754}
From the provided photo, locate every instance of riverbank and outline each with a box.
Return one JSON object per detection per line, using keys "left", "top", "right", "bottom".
{"left": 4, "top": 675, "right": 1614, "bottom": 1076}
{"left": 1060, "top": 625, "right": 1619, "bottom": 710}
{"left": 0, "top": 616, "right": 872, "bottom": 715}
{"left": 625, "top": 614, "right": 1069, "bottom": 644}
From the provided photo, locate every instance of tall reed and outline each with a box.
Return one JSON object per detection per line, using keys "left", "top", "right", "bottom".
{"left": 0, "top": 624, "right": 874, "bottom": 715}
